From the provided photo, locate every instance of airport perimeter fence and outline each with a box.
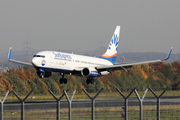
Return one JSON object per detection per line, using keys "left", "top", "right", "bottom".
{"left": 1, "top": 87, "right": 180, "bottom": 120}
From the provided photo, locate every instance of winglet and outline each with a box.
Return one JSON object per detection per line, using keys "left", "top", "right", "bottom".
{"left": 7, "top": 46, "right": 33, "bottom": 66}
{"left": 8, "top": 47, "right": 12, "bottom": 60}
{"left": 162, "top": 46, "right": 173, "bottom": 61}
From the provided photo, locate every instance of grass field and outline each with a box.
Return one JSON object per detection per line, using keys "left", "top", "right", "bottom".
{"left": 1, "top": 89, "right": 180, "bottom": 102}
{"left": 3, "top": 105, "right": 180, "bottom": 120}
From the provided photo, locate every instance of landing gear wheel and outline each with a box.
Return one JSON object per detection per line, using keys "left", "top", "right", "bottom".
{"left": 91, "top": 79, "right": 94, "bottom": 84}
{"left": 60, "top": 78, "right": 67, "bottom": 84}
{"left": 86, "top": 79, "right": 91, "bottom": 84}
{"left": 39, "top": 73, "right": 44, "bottom": 78}
{"left": 64, "top": 78, "right": 67, "bottom": 84}
{"left": 59, "top": 73, "right": 68, "bottom": 84}
{"left": 86, "top": 78, "right": 94, "bottom": 84}
{"left": 60, "top": 78, "right": 64, "bottom": 84}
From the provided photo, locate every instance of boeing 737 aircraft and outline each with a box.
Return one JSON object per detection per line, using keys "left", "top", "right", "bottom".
{"left": 8, "top": 26, "right": 173, "bottom": 84}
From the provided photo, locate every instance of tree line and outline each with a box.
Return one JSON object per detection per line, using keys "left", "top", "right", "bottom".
{"left": 0, "top": 62, "right": 180, "bottom": 95}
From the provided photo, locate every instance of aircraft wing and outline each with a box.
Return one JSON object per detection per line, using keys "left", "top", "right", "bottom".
{"left": 96, "top": 47, "right": 173, "bottom": 72}
{"left": 8, "top": 47, "right": 33, "bottom": 66}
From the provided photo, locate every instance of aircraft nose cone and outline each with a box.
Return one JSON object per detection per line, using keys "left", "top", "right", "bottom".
{"left": 31, "top": 58, "right": 39, "bottom": 66}
{"left": 31, "top": 58, "right": 35, "bottom": 66}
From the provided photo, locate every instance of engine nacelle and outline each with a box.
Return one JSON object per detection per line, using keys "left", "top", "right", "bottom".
{"left": 36, "top": 69, "right": 52, "bottom": 78}
{"left": 81, "top": 67, "right": 99, "bottom": 77}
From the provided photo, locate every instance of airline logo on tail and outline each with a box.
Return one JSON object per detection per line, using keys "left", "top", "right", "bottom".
{"left": 98, "top": 26, "right": 120, "bottom": 64}
{"left": 108, "top": 34, "right": 119, "bottom": 51}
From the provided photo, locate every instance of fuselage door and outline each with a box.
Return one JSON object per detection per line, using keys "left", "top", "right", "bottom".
{"left": 50, "top": 54, "right": 54, "bottom": 63}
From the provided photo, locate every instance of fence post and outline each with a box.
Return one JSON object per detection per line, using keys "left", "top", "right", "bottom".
{"left": 148, "top": 87, "right": 168, "bottom": 120}
{"left": 116, "top": 88, "right": 135, "bottom": 120}
{"left": 48, "top": 89, "right": 69, "bottom": 120}
{"left": 0, "top": 91, "right": 9, "bottom": 120}
{"left": 121, "top": 107, "right": 125, "bottom": 120}
{"left": 82, "top": 88, "right": 104, "bottom": 120}
{"left": 12, "top": 90, "right": 33, "bottom": 120}
{"left": 64, "top": 90, "right": 76, "bottom": 120}
{"left": 134, "top": 88, "right": 148, "bottom": 120}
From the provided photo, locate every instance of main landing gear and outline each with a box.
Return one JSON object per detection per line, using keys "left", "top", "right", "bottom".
{"left": 86, "top": 78, "right": 94, "bottom": 84}
{"left": 60, "top": 74, "right": 67, "bottom": 84}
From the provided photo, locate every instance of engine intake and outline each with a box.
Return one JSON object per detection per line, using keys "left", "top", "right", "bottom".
{"left": 81, "top": 67, "right": 98, "bottom": 77}
{"left": 82, "top": 68, "right": 90, "bottom": 76}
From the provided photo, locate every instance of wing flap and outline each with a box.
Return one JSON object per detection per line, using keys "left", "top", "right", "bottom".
{"left": 96, "top": 47, "right": 173, "bottom": 72}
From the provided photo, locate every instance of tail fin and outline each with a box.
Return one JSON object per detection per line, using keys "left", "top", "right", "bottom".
{"left": 98, "top": 26, "right": 120, "bottom": 64}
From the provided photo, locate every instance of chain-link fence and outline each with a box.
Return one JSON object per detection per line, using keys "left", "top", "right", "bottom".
{"left": 1, "top": 87, "right": 180, "bottom": 120}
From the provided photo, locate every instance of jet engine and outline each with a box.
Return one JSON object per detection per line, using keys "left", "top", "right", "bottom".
{"left": 81, "top": 67, "right": 99, "bottom": 77}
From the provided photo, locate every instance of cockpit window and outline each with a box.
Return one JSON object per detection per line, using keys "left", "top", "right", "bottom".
{"left": 33, "top": 55, "right": 45, "bottom": 58}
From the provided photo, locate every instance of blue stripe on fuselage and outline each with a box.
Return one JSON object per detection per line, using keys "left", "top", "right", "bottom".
{"left": 98, "top": 56, "right": 116, "bottom": 65}
{"left": 37, "top": 67, "right": 73, "bottom": 73}
{"left": 36, "top": 67, "right": 102, "bottom": 77}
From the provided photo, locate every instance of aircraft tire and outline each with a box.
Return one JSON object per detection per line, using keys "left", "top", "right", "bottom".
{"left": 64, "top": 78, "right": 67, "bottom": 84}
{"left": 60, "top": 78, "right": 64, "bottom": 84}
{"left": 91, "top": 79, "right": 94, "bottom": 84}
{"left": 40, "top": 75, "right": 44, "bottom": 78}
{"left": 86, "top": 79, "right": 90, "bottom": 84}
{"left": 39, "top": 73, "right": 44, "bottom": 78}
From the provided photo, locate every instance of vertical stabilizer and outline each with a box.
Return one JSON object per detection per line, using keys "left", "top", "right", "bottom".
{"left": 98, "top": 26, "right": 120, "bottom": 64}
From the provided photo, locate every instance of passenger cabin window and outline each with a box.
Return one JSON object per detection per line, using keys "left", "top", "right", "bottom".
{"left": 33, "top": 55, "right": 45, "bottom": 58}
{"left": 75, "top": 60, "right": 80, "bottom": 63}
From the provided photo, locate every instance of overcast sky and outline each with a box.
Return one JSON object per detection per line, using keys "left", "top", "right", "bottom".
{"left": 1, "top": 1, "right": 180, "bottom": 54}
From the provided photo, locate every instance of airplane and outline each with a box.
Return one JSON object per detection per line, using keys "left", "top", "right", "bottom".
{"left": 8, "top": 26, "right": 173, "bottom": 84}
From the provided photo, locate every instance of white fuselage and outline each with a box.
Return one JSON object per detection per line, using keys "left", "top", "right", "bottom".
{"left": 31, "top": 51, "right": 113, "bottom": 76}
{"left": 8, "top": 25, "right": 172, "bottom": 84}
